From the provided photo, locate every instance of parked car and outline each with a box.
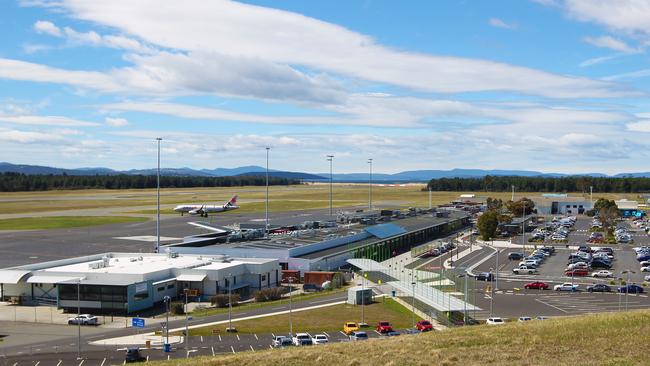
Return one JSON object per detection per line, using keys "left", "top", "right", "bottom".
{"left": 645, "top": 274, "right": 650, "bottom": 282}
{"left": 303, "top": 284, "right": 322, "bottom": 292}
{"left": 618, "top": 284, "right": 645, "bottom": 294}
{"left": 513, "top": 266, "right": 537, "bottom": 274}
{"left": 312, "top": 334, "right": 329, "bottom": 345}
{"left": 641, "top": 266, "right": 650, "bottom": 272}
{"left": 125, "top": 348, "right": 146, "bottom": 363}
{"left": 536, "top": 316, "right": 549, "bottom": 320}
{"left": 486, "top": 317, "right": 505, "bottom": 325}
{"left": 554, "top": 283, "right": 579, "bottom": 291}
{"left": 376, "top": 321, "right": 393, "bottom": 333}
{"left": 590, "top": 260, "right": 612, "bottom": 269}
{"left": 386, "top": 331, "right": 401, "bottom": 336}
{"left": 475, "top": 272, "right": 494, "bottom": 281}
{"left": 565, "top": 269, "right": 589, "bottom": 277}
{"left": 68, "top": 314, "right": 99, "bottom": 325}
{"left": 292, "top": 333, "right": 313, "bottom": 346}
{"left": 416, "top": 320, "right": 433, "bottom": 332}
{"left": 343, "top": 322, "right": 359, "bottom": 335}
{"left": 592, "top": 270, "right": 613, "bottom": 278}
{"left": 272, "top": 336, "right": 293, "bottom": 348}
{"left": 508, "top": 252, "right": 524, "bottom": 260}
{"left": 349, "top": 331, "right": 369, "bottom": 341}
{"left": 567, "top": 262, "right": 589, "bottom": 270}
{"left": 587, "top": 284, "right": 612, "bottom": 292}
{"left": 524, "top": 281, "right": 549, "bottom": 290}
{"left": 518, "top": 316, "right": 532, "bottom": 322}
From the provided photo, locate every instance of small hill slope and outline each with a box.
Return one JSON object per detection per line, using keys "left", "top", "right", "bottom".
{"left": 157, "top": 310, "right": 650, "bottom": 366}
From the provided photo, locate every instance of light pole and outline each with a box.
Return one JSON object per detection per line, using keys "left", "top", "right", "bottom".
{"left": 590, "top": 186, "right": 593, "bottom": 208}
{"left": 411, "top": 279, "right": 417, "bottom": 328}
{"left": 184, "top": 288, "right": 189, "bottom": 355}
{"left": 265, "top": 147, "right": 270, "bottom": 238}
{"left": 511, "top": 185, "right": 515, "bottom": 201}
{"left": 622, "top": 270, "right": 635, "bottom": 311}
{"left": 164, "top": 295, "right": 170, "bottom": 346}
{"left": 360, "top": 271, "right": 366, "bottom": 326}
{"left": 227, "top": 273, "right": 234, "bottom": 332}
{"left": 428, "top": 186, "right": 432, "bottom": 210}
{"left": 156, "top": 137, "right": 162, "bottom": 253}
{"left": 367, "top": 158, "right": 373, "bottom": 211}
{"left": 489, "top": 267, "right": 494, "bottom": 317}
{"left": 288, "top": 277, "right": 294, "bottom": 337}
{"left": 327, "top": 155, "right": 334, "bottom": 217}
{"left": 77, "top": 279, "right": 81, "bottom": 360}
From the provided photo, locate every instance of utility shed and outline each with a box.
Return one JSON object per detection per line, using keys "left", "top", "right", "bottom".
{"left": 303, "top": 271, "right": 335, "bottom": 286}
{"left": 347, "top": 286, "right": 372, "bottom": 305}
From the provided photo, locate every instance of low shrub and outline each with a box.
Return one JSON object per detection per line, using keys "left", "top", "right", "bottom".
{"left": 254, "top": 287, "right": 286, "bottom": 302}
{"left": 211, "top": 294, "right": 241, "bottom": 308}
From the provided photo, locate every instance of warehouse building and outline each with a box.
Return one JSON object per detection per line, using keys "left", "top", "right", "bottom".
{"left": 0, "top": 252, "right": 280, "bottom": 314}
{"left": 532, "top": 194, "right": 592, "bottom": 215}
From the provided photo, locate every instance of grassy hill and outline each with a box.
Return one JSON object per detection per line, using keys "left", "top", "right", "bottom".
{"left": 156, "top": 310, "right": 650, "bottom": 366}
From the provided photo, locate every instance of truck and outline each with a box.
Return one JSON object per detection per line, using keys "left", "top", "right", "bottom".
{"left": 512, "top": 266, "right": 537, "bottom": 274}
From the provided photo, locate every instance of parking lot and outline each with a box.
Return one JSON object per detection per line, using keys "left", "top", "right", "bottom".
{"left": 1, "top": 329, "right": 422, "bottom": 365}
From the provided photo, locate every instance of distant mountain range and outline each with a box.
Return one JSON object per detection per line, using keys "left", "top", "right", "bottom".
{"left": 1, "top": 162, "right": 650, "bottom": 181}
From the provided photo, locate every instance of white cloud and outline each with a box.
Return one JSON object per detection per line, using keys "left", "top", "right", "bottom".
{"left": 584, "top": 35, "right": 638, "bottom": 53}
{"left": 104, "top": 117, "right": 128, "bottom": 127}
{"left": 0, "top": 128, "right": 66, "bottom": 144}
{"left": 488, "top": 18, "right": 516, "bottom": 29}
{"left": 563, "top": 0, "right": 650, "bottom": 36}
{"left": 22, "top": 43, "right": 53, "bottom": 54}
{"left": 0, "top": 115, "right": 99, "bottom": 127}
{"left": 603, "top": 68, "right": 650, "bottom": 81}
{"left": 626, "top": 119, "right": 650, "bottom": 132}
{"left": 578, "top": 54, "right": 622, "bottom": 67}
{"left": 18, "top": 0, "right": 634, "bottom": 99}
{"left": 33, "top": 20, "right": 62, "bottom": 36}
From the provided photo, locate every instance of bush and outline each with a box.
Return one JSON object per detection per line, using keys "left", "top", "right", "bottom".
{"left": 171, "top": 303, "right": 185, "bottom": 315}
{"left": 331, "top": 272, "right": 345, "bottom": 289}
{"left": 211, "top": 294, "right": 240, "bottom": 308}
{"left": 254, "top": 287, "right": 286, "bottom": 302}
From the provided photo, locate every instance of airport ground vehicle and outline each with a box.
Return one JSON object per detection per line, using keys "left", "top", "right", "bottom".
{"left": 343, "top": 322, "right": 359, "bottom": 335}
{"left": 416, "top": 320, "right": 433, "bottom": 332}
{"left": 554, "top": 283, "right": 579, "bottom": 291}
{"left": 68, "top": 314, "right": 98, "bottom": 325}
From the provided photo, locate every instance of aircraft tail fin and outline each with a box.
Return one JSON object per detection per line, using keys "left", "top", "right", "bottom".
{"left": 225, "top": 195, "right": 238, "bottom": 207}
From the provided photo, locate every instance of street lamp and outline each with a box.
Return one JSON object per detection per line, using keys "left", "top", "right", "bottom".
{"left": 367, "top": 158, "right": 373, "bottom": 211}
{"left": 163, "top": 295, "right": 171, "bottom": 347}
{"left": 226, "top": 273, "right": 236, "bottom": 332}
{"left": 327, "top": 155, "right": 334, "bottom": 217}
{"left": 156, "top": 137, "right": 162, "bottom": 253}
{"left": 360, "top": 271, "right": 367, "bottom": 326}
{"left": 265, "top": 147, "right": 270, "bottom": 238}
{"left": 621, "top": 270, "right": 635, "bottom": 311}
{"left": 411, "top": 278, "right": 417, "bottom": 328}
{"left": 184, "top": 288, "right": 189, "bottom": 356}
{"left": 77, "top": 278, "right": 81, "bottom": 360}
{"left": 489, "top": 267, "right": 494, "bottom": 317}
{"left": 288, "top": 276, "right": 294, "bottom": 337}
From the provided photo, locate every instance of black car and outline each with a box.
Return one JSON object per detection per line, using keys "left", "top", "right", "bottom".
{"left": 590, "top": 260, "right": 612, "bottom": 269}
{"left": 508, "top": 252, "right": 524, "bottom": 260}
{"left": 587, "top": 284, "right": 612, "bottom": 292}
{"left": 540, "top": 246, "right": 555, "bottom": 254}
{"left": 125, "top": 348, "right": 146, "bottom": 363}
{"left": 475, "top": 272, "right": 494, "bottom": 281}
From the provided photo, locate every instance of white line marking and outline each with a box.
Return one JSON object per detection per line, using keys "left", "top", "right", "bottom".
{"left": 535, "top": 298, "right": 568, "bottom": 313}
{"left": 323, "top": 332, "right": 329, "bottom": 337}
{"left": 339, "top": 331, "right": 347, "bottom": 336}
{"left": 254, "top": 334, "right": 258, "bottom": 340}
{"left": 100, "top": 358, "right": 106, "bottom": 366}
{"left": 78, "top": 360, "right": 84, "bottom": 366}
{"left": 231, "top": 346, "right": 235, "bottom": 353}
{"left": 167, "top": 355, "right": 170, "bottom": 361}
{"left": 271, "top": 333, "right": 275, "bottom": 338}
{"left": 269, "top": 345, "right": 273, "bottom": 349}
{"left": 146, "top": 356, "right": 149, "bottom": 362}
{"left": 218, "top": 335, "right": 222, "bottom": 342}
{"left": 250, "top": 345, "right": 255, "bottom": 352}
{"left": 56, "top": 361, "right": 62, "bottom": 366}
{"left": 200, "top": 336, "right": 203, "bottom": 343}
{"left": 12, "top": 363, "right": 17, "bottom": 366}
{"left": 374, "top": 330, "right": 381, "bottom": 335}
{"left": 211, "top": 346, "right": 215, "bottom": 356}
{"left": 236, "top": 334, "right": 240, "bottom": 341}
{"left": 35, "top": 362, "right": 40, "bottom": 366}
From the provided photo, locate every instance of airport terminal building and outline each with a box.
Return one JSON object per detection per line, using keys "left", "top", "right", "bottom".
{"left": 0, "top": 253, "right": 280, "bottom": 313}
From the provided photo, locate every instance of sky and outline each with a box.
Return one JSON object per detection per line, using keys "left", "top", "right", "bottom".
{"left": 0, "top": 0, "right": 649, "bottom": 175}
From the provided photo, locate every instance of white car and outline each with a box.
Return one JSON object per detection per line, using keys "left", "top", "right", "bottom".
{"left": 554, "top": 283, "right": 579, "bottom": 292}
{"left": 592, "top": 270, "right": 613, "bottom": 278}
{"left": 512, "top": 266, "right": 537, "bottom": 274}
{"left": 645, "top": 274, "right": 650, "bottom": 282}
{"left": 292, "top": 333, "right": 313, "bottom": 346}
{"left": 639, "top": 261, "right": 650, "bottom": 267}
{"left": 518, "top": 316, "right": 532, "bottom": 322}
{"left": 272, "top": 336, "right": 292, "bottom": 348}
{"left": 567, "top": 262, "right": 589, "bottom": 270}
{"left": 312, "top": 334, "right": 329, "bottom": 344}
{"left": 641, "top": 266, "right": 650, "bottom": 272}
{"left": 67, "top": 314, "right": 98, "bottom": 325}
{"left": 486, "top": 317, "right": 505, "bottom": 325}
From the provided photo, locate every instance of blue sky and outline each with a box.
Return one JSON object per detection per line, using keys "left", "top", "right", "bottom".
{"left": 0, "top": 0, "right": 649, "bottom": 174}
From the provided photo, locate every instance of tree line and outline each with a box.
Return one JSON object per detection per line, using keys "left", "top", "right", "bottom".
{"left": 426, "top": 175, "right": 650, "bottom": 193}
{"left": 0, "top": 172, "right": 299, "bottom": 192}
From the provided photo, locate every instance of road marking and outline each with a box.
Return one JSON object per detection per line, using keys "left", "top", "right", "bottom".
{"left": 271, "top": 333, "right": 275, "bottom": 338}
{"left": 535, "top": 298, "right": 568, "bottom": 313}
{"left": 250, "top": 345, "right": 255, "bottom": 352}
{"left": 200, "top": 336, "right": 203, "bottom": 343}
{"left": 78, "top": 360, "right": 84, "bottom": 366}
{"left": 12, "top": 363, "right": 17, "bottom": 366}
{"left": 100, "top": 358, "right": 106, "bottom": 366}
{"left": 211, "top": 346, "right": 215, "bottom": 356}
{"left": 56, "top": 361, "right": 62, "bottom": 366}
{"left": 309, "top": 298, "right": 340, "bottom": 305}
{"left": 254, "top": 334, "right": 258, "bottom": 340}
{"left": 167, "top": 355, "right": 170, "bottom": 361}
{"left": 339, "top": 331, "right": 347, "bottom": 336}
{"left": 323, "top": 332, "right": 329, "bottom": 337}
{"left": 218, "top": 335, "right": 222, "bottom": 342}
{"left": 269, "top": 345, "right": 273, "bottom": 349}
{"left": 374, "top": 330, "right": 381, "bottom": 335}
{"left": 236, "top": 334, "right": 240, "bottom": 341}
{"left": 231, "top": 346, "right": 235, "bottom": 354}
{"left": 35, "top": 362, "right": 40, "bottom": 366}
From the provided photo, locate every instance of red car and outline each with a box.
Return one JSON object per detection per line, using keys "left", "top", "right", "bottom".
{"left": 523, "top": 281, "right": 549, "bottom": 290}
{"left": 565, "top": 269, "right": 589, "bottom": 277}
{"left": 416, "top": 320, "right": 433, "bottom": 332}
{"left": 376, "top": 321, "right": 393, "bottom": 333}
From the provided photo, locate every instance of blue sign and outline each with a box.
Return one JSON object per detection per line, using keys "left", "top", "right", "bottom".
{"left": 132, "top": 317, "right": 145, "bottom": 328}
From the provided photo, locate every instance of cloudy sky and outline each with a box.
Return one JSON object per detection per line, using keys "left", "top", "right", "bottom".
{"left": 1, "top": 0, "right": 649, "bottom": 174}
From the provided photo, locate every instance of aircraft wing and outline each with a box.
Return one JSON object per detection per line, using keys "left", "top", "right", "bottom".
{"left": 188, "top": 221, "right": 231, "bottom": 234}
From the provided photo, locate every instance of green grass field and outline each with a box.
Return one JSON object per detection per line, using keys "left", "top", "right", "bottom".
{"left": 155, "top": 309, "right": 650, "bottom": 366}
{"left": 0, "top": 216, "right": 147, "bottom": 230}
{"left": 189, "top": 298, "right": 413, "bottom": 336}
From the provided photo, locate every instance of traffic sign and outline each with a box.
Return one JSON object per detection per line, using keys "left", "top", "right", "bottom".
{"left": 132, "top": 317, "right": 145, "bottom": 328}
{"left": 161, "top": 321, "right": 167, "bottom": 328}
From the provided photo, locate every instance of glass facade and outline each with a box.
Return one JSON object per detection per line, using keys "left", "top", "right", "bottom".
{"left": 58, "top": 284, "right": 127, "bottom": 310}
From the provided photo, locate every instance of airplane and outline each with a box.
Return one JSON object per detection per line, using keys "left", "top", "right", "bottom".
{"left": 173, "top": 195, "right": 239, "bottom": 217}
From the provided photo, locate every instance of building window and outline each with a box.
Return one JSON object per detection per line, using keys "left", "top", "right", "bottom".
{"left": 157, "top": 286, "right": 165, "bottom": 292}
{"left": 134, "top": 292, "right": 149, "bottom": 301}
{"left": 167, "top": 284, "right": 175, "bottom": 289}
{"left": 261, "top": 275, "right": 266, "bottom": 281}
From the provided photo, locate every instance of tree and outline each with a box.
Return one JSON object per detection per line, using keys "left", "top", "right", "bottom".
{"left": 486, "top": 197, "right": 504, "bottom": 211}
{"left": 478, "top": 210, "right": 499, "bottom": 241}
{"left": 599, "top": 206, "right": 619, "bottom": 234}
{"left": 506, "top": 197, "right": 535, "bottom": 216}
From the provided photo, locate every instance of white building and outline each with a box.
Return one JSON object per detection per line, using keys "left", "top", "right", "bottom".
{"left": 0, "top": 252, "right": 280, "bottom": 314}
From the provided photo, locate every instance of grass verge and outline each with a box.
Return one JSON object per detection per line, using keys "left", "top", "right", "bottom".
{"left": 156, "top": 309, "right": 650, "bottom": 366}
{"left": 0, "top": 216, "right": 148, "bottom": 230}
{"left": 189, "top": 298, "right": 412, "bottom": 336}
